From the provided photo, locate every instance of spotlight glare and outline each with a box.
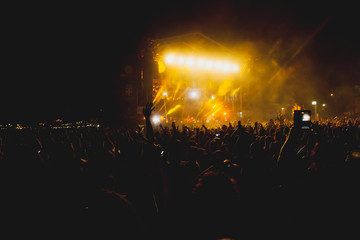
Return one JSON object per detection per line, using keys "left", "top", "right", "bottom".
{"left": 223, "top": 62, "right": 231, "bottom": 72}
{"left": 205, "top": 60, "right": 213, "bottom": 69}
{"left": 164, "top": 54, "right": 175, "bottom": 65}
{"left": 185, "top": 57, "right": 195, "bottom": 67}
{"left": 232, "top": 65, "right": 239, "bottom": 72}
{"left": 177, "top": 56, "right": 185, "bottom": 65}
{"left": 163, "top": 53, "right": 241, "bottom": 74}
{"left": 188, "top": 89, "right": 199, "bottom": 99}
{"left": 197, "top": 58, "right": 205, "bottom": 68}
{"left": 215, "top": 61, "right": 223, "bottom": 70}
{"left": 151, "top": 115, "right": 161, "bottom": 125}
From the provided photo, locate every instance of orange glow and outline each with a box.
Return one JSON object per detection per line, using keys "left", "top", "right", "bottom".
{"left": 167, "top": 104, "right": 182, "bottom": 115}
{"left": 163, "top": 52, "right": 241, "bottom": 73}
{"left": 152, "top": 48, "right": 242, "bottom": 123}
{"left": 158, "top": 60, "right": 166, "bottom": 73}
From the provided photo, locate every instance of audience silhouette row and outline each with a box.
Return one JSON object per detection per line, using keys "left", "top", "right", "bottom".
{"left": 1, "top": 103, "right": 359, "bottom": 239}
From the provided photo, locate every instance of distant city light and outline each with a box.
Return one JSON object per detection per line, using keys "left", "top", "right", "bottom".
{"left": 312, "top": 101, "right": 317, "bottom": 105}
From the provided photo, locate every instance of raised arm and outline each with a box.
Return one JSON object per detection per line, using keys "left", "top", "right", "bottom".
{"left": 143, "top": 102, "right": 155, "bottom": 143}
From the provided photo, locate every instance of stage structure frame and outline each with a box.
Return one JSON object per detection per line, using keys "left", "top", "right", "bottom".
{"left": 139, "top": 32, "right": 247, "bottom": 126}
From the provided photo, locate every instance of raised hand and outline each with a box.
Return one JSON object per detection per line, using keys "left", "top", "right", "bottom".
{"left": 143, "top": 102, "right": 155, "bottom": 119}
{"left": 142, "top": 102, "right": 155, "bottom": 142}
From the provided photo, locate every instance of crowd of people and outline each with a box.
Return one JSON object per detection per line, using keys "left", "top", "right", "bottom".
{"left": 1, "top": 103, "right": 359, "bottom": 239}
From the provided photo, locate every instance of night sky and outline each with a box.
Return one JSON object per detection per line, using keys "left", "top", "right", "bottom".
{"left": 2, "top": 0, "right": 359, "bottom": 123}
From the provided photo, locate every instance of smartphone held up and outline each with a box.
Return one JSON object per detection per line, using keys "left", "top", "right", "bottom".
{"left": 293, "top": 110, "right": 311, "bottom": 130}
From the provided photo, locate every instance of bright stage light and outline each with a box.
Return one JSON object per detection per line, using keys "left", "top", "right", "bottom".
{"left": 185, "top": 57, "right": 195, "bottom": 67}
{"left": 164, "top": 54, "right": 176, "bottom": 64}
{"left": 205, "top": 60, "right": 213, "bottom": 69}
{"left": 197, "top": 58, "right": 205, "bottom": 67}
{"left": 163, "top": 52, "right": 240, "bottom": 73}
{"left": 223, "top": 63, "right": 231, "bottom": 72}
{"left": 215, "top": 61, "right": 223, "bottom": 70}
{"left": 232, "top": 65, "right": 239, "bottom": 72}
{"left": 151, "top": 115, "right": 161, "bottom": 125}
{"left": 188, "top": 89, "right": 199, "bottom": 99}
{"left": 177, "top": 56, "right": 185, "bottom": 65}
